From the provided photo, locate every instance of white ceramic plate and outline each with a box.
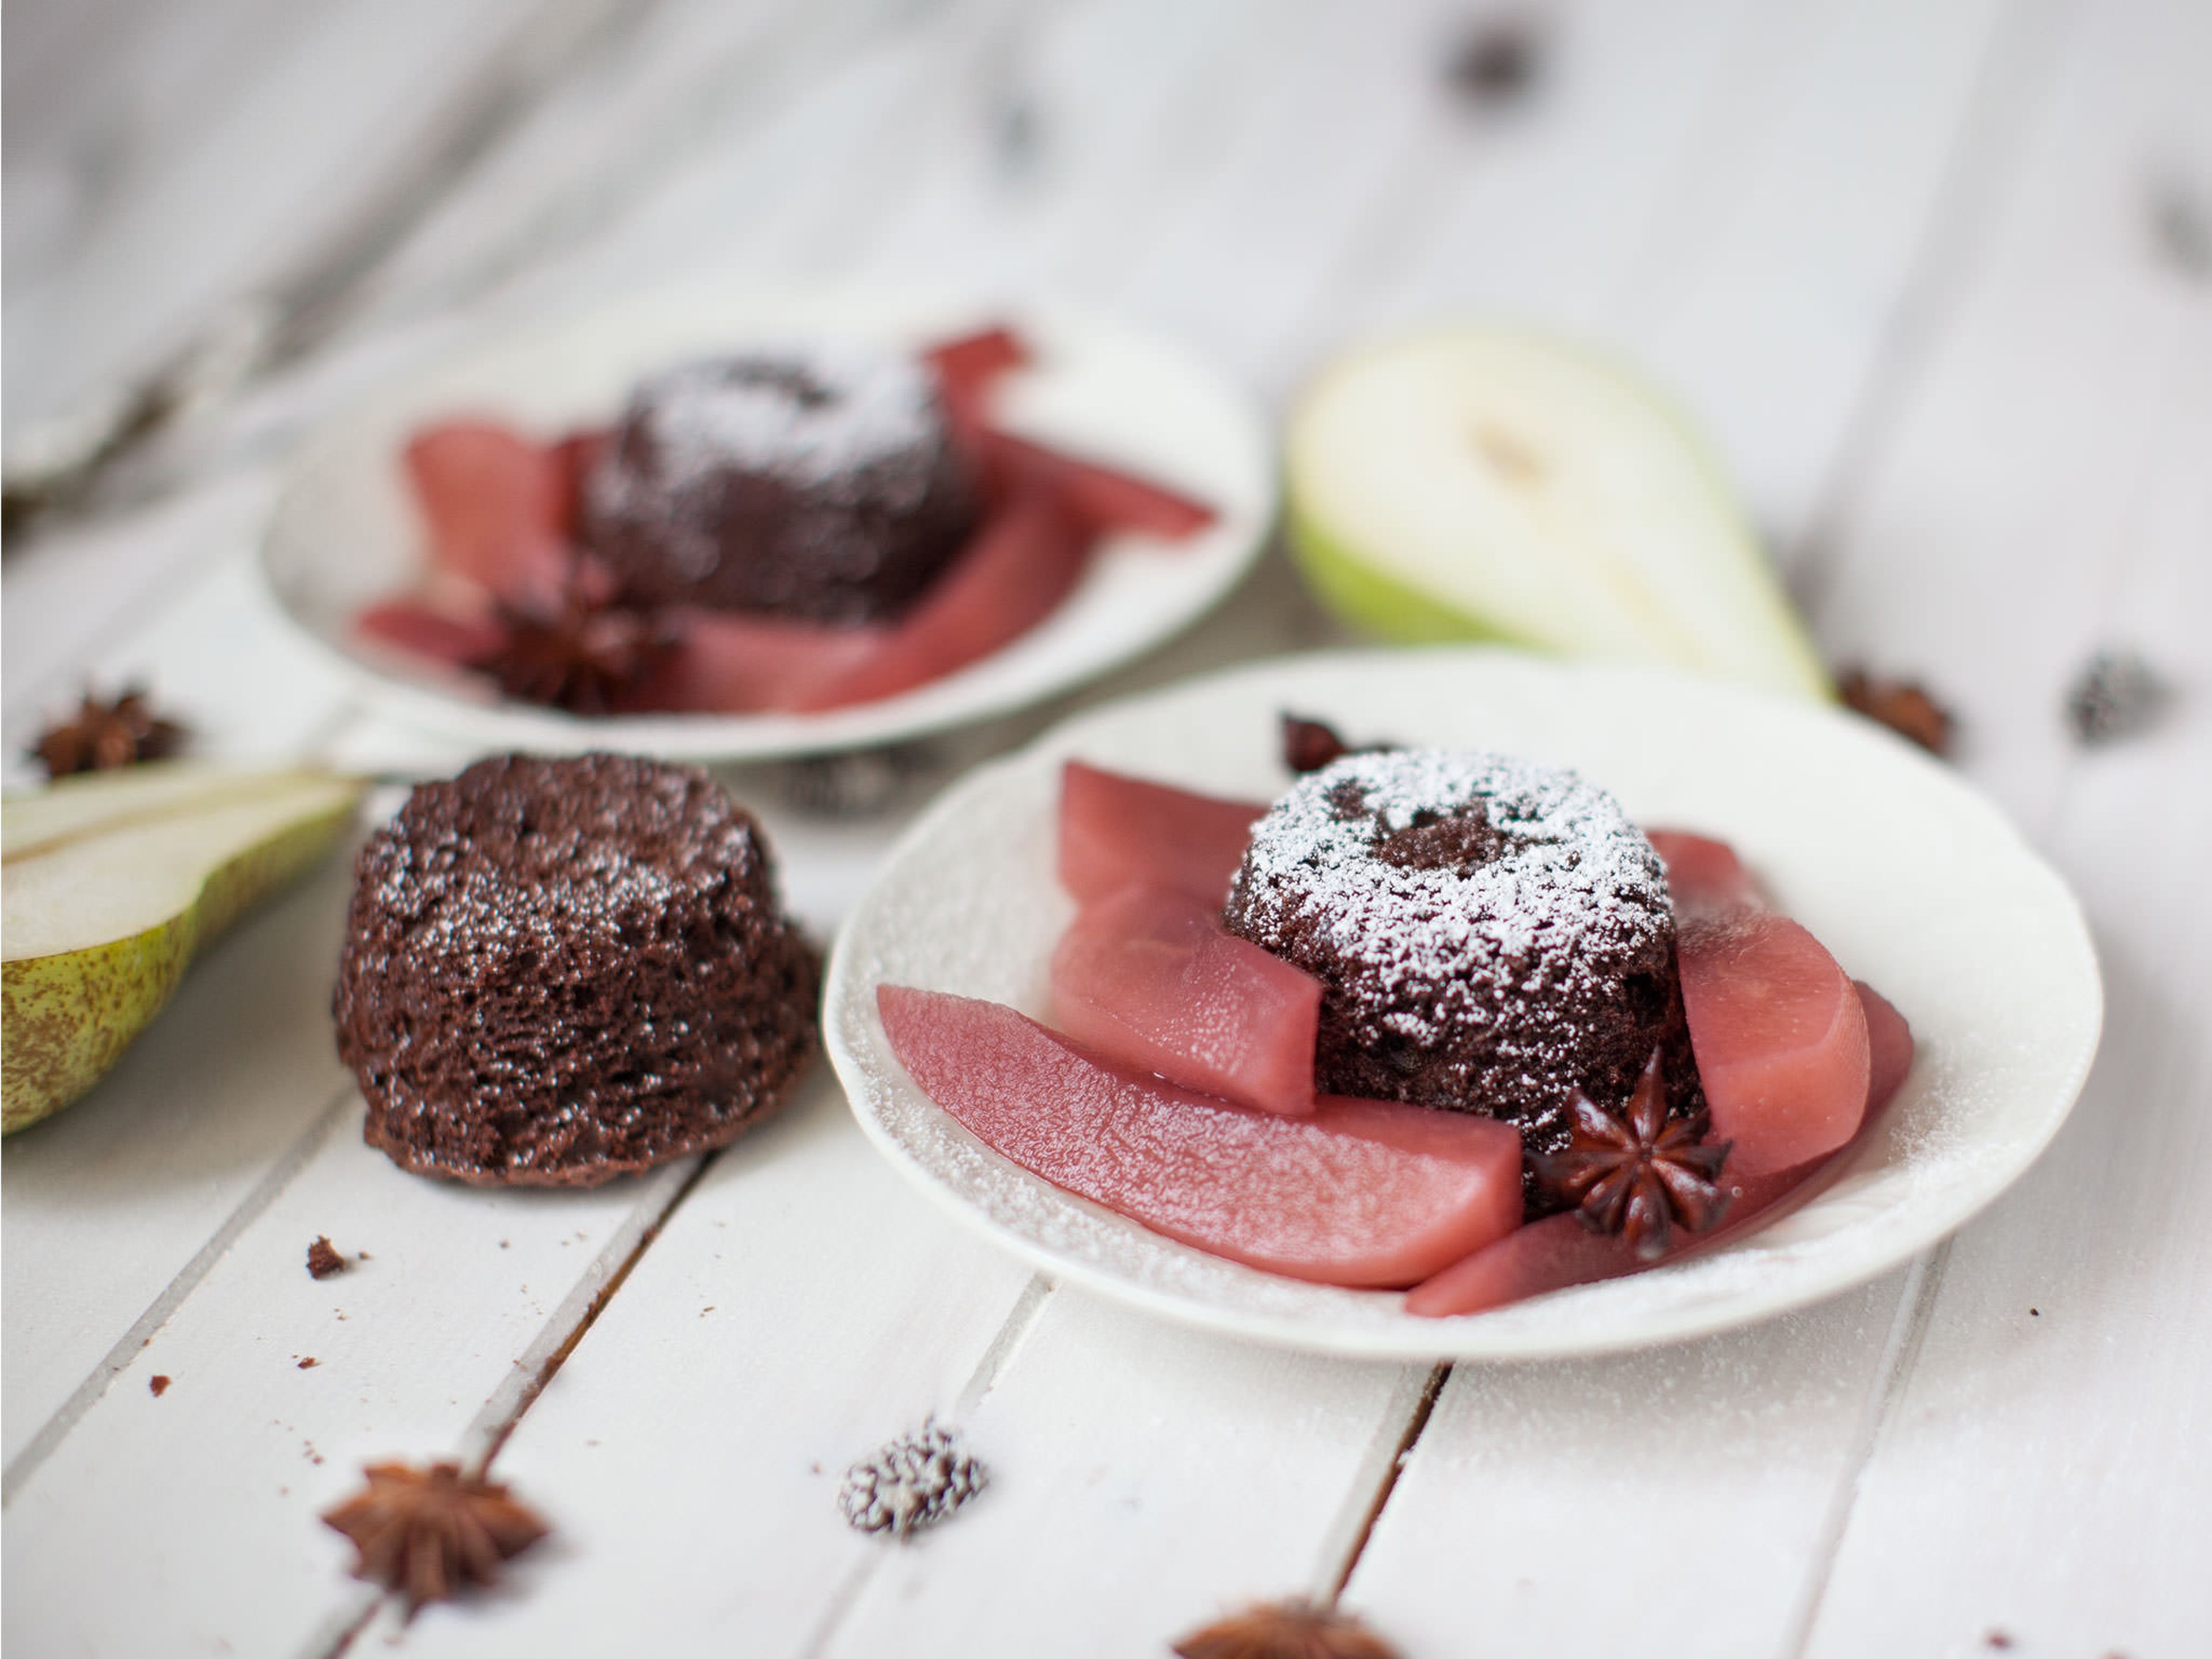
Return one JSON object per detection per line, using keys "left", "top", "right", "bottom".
{"left": 824, "top": 649, "right": 2102, "bottom": 1359}
{"left": 260, "top": 289, "right": 1274, "bottom": 760}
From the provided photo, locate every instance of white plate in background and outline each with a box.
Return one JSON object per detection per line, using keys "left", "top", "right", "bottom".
{"left": 824, "top": 649, "right": 2102, "bottom": 1359}
{"left": 260, "top": 288, "right": 1274, "bottom": 760}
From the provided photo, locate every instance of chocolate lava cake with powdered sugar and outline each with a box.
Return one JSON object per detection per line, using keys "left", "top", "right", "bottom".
{"left": 579, "top": 342, "right": 978, "bottom": 624}
{"left": 1222, "top": 749, "right": 1701, "bottom": 1172}
{"left": 335, "top": 753, "right": 819, "bottom": 1187}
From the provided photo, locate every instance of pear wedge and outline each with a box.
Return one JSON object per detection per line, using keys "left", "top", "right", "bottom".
{"left": 3, "top": 763, "right": 364, "bottom": 1132}
{"left": 1286, "top": 327, "right": 1831, "bottom": 699}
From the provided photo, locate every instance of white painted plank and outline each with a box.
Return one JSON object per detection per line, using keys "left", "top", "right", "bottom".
{"left": 3, "top": 1088, "right": 698, "bottom": 1657}
{"left": 2, "top": 470, "right": 285, "bottom": 728}
{"left": 1803, "top": 0, "right": 2206, "bottom": 821}
{"left": 335, "top": 0, "right": 908, "bottom": 329}
{"left": 369, "top": 1079, "right": 1038, "bottom": 1658}
{"left": 3, "top": 0, "right": 546, "bottom": 431}
{"left": 823, "top": 1295, "right": 1423, "bottom": 1657}
{"left": 1, "top": 846, "right": 362, "bottom": 1470}
{"left": 1799, "top": 3, "right": 2212, "bottom": 1635}
{"left": 1618, "top": 0, "right": 2014, "bottom": 562}
{"left": 1347, "top": 1274, "right": 1911, "bottom": 1658}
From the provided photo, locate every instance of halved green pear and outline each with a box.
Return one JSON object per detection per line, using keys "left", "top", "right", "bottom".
{"left": 1286, "top": 327, "right": 1831, "bottom": 698}
{"left": 3, "top": 763, "right": 364, "bottom": 1132}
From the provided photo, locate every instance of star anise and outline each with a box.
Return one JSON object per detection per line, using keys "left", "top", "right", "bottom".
{"left": 31, "top": 685, "right": 188, "bottom": 777}
{"left": 1281, "top": 713, "right": 1397, "bottom": 775}
{"left": 1838, "top": 666, "right": 1955, "bottom": 755}
{"left": 1173, "top": 1597, "right": 1402, "bottom": 1659}
{"left": 1446, "top": 18, "right": 1544, "bottom": 109}
{"left": 1282, "top": 714, "right": 1352, "bottom": 773}
{"left": 321, "top": 1460, "right": 548, "bottom": 1610}
{"left": 471, "top": 596, "right": 676, "bottom": 715}
{"left": 1529, "top": 1048, "right": 1732, "bottom": 1261}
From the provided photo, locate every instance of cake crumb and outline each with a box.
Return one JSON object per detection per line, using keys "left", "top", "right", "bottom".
{"left": 149, "top": 1374, "right": 172, "bottom": 1397}
{"left": 306, "top": 1237, "right": 347, "bottom": 1279}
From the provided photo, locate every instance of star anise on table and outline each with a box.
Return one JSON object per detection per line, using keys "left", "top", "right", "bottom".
{"left": 1529, "top": 1049, "right": 1733, "bottom": 1262}
{"left": 1838, "top": 666, "right": 1955, "bottom": 755}
{"left": 1173, "top": 1597, "right": 1402, "bottom": 1659}
{"left": 30, "top": 685, "right": 188, "bottom": 777}
{"left": 321, "top": 1460, "right": 548, "bottom": 1611}
{"left": 471, "top": 596, "right": 676, "bottom": 716}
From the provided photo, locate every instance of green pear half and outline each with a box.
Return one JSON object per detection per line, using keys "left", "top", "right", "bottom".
{"left": 3, "top": 763, "right": 364, "bottom": 1132}
{"left": 1286, "top": 326, "right": 1831, "bottom": 699}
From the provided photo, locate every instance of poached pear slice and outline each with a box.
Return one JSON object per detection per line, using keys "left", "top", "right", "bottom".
{"left": 1286, "top": 327, "right": 1830, "bottom": 699}
{"left": 3, "top": 763, "right": 363, "bottom": 1132}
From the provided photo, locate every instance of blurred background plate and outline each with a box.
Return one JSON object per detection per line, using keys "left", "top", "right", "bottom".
{"left": 258, "top": 287, "right": 1274, "bottom": 760}
{"left": 825, "top": 648, "right": 2103, "bottom": 1360}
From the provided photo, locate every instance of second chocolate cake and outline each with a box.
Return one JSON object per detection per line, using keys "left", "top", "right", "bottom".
{"left": 335, "top": 753, "right": 818, "bottom": 1186}
{"left": 579, "top": 342, "right": 978, "bottom": 624}
{"left": 1222, "top": 748, "right": 1700, "bottom": 1166}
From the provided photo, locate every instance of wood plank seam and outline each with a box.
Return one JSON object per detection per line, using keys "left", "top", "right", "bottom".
{"left": 303, "top": 1154, "right": 705, "bottom": 1657}
{"left": 1749, "top": 0, "right": 2087, "bottom": 1637}
{"left": 461, "top": 1156, "right": 708, "bottom": 1475}
{"left": 0, "top": 1079, "right": 355, "bottom": 1504}
{"left": 1316, "top": 1361, "right": 1452, "bottom": 1606}
{"left": 1777, "top": 1240, "right": 1952, "bottom": 1658}
{"left": 795, "top": 1271, "right": 1060, "bottom": 1659}
{"left": 1786, "top": 0, "right": 2079, "bottom": 603}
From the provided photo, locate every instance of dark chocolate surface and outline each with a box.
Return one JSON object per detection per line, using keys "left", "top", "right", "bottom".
{"left": 335, "top": 753, "right": 819, "bottom": 1186}
{"left": 579, "top": 346, "right": 978, "bottom": 624}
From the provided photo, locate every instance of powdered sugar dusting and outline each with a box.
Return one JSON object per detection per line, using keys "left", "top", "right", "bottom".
{"left": 1225, "top": 749, "right": 1679, "bottom": 1145}
{"left": 620, "top": 342, "right": 940, "bottom": 493}
{"left": 1233, "top": 749, "right": 1667, "bottom": 1014}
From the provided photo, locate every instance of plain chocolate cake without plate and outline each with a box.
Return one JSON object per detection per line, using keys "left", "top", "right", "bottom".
{"left": 335, "top": 753, "right": 819, "bottom": 1186}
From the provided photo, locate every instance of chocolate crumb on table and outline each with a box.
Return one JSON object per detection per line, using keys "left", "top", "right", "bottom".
{"left": 298, "top": 1358, "right": 319, "bottom": 1369}
{"left": 149, "top": 1376, "right": 171, "bottom": 1397}
{"left": 306, "top": 1237, "right": 347, "bottom": 1279}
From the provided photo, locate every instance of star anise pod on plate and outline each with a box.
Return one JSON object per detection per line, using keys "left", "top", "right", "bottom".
{"left": 1529, "top": 1049, "right": 1733, "bottom": 1261}
{"left": 31, "top": 685, "right": 188, "bottom": 776}
{"left": 471, "top": 596, "right": 676, "bottom": 716}
{"left": 1838, "top": 666, "right": 1955, "bottom": 755}
{"left": 321, "top": 1460, "right": 547, "bottom": 1610}
{"left": 1282, "top": 714, "right": 1352, "bottom": 774}
{"left": 1281, "top": 713, "right": 1398, "bottom": 775}
{"left": 1173, "top": 1597, "right": 1401, "bottom": 1659}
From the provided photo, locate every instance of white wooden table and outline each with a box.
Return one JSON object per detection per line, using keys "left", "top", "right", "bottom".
{"left": 5, "top": 2, "right": 2207, "bottom": 1653}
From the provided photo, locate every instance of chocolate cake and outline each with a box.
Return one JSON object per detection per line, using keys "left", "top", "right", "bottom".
{"left": 1222, "top": 749, "right": 1699, "bottom": 1169}
{"left": 335, "top": 753, "right": 818, "bottom": 1186}
{"left": 579, "top": 342, "right": 978, "bottom": 624}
